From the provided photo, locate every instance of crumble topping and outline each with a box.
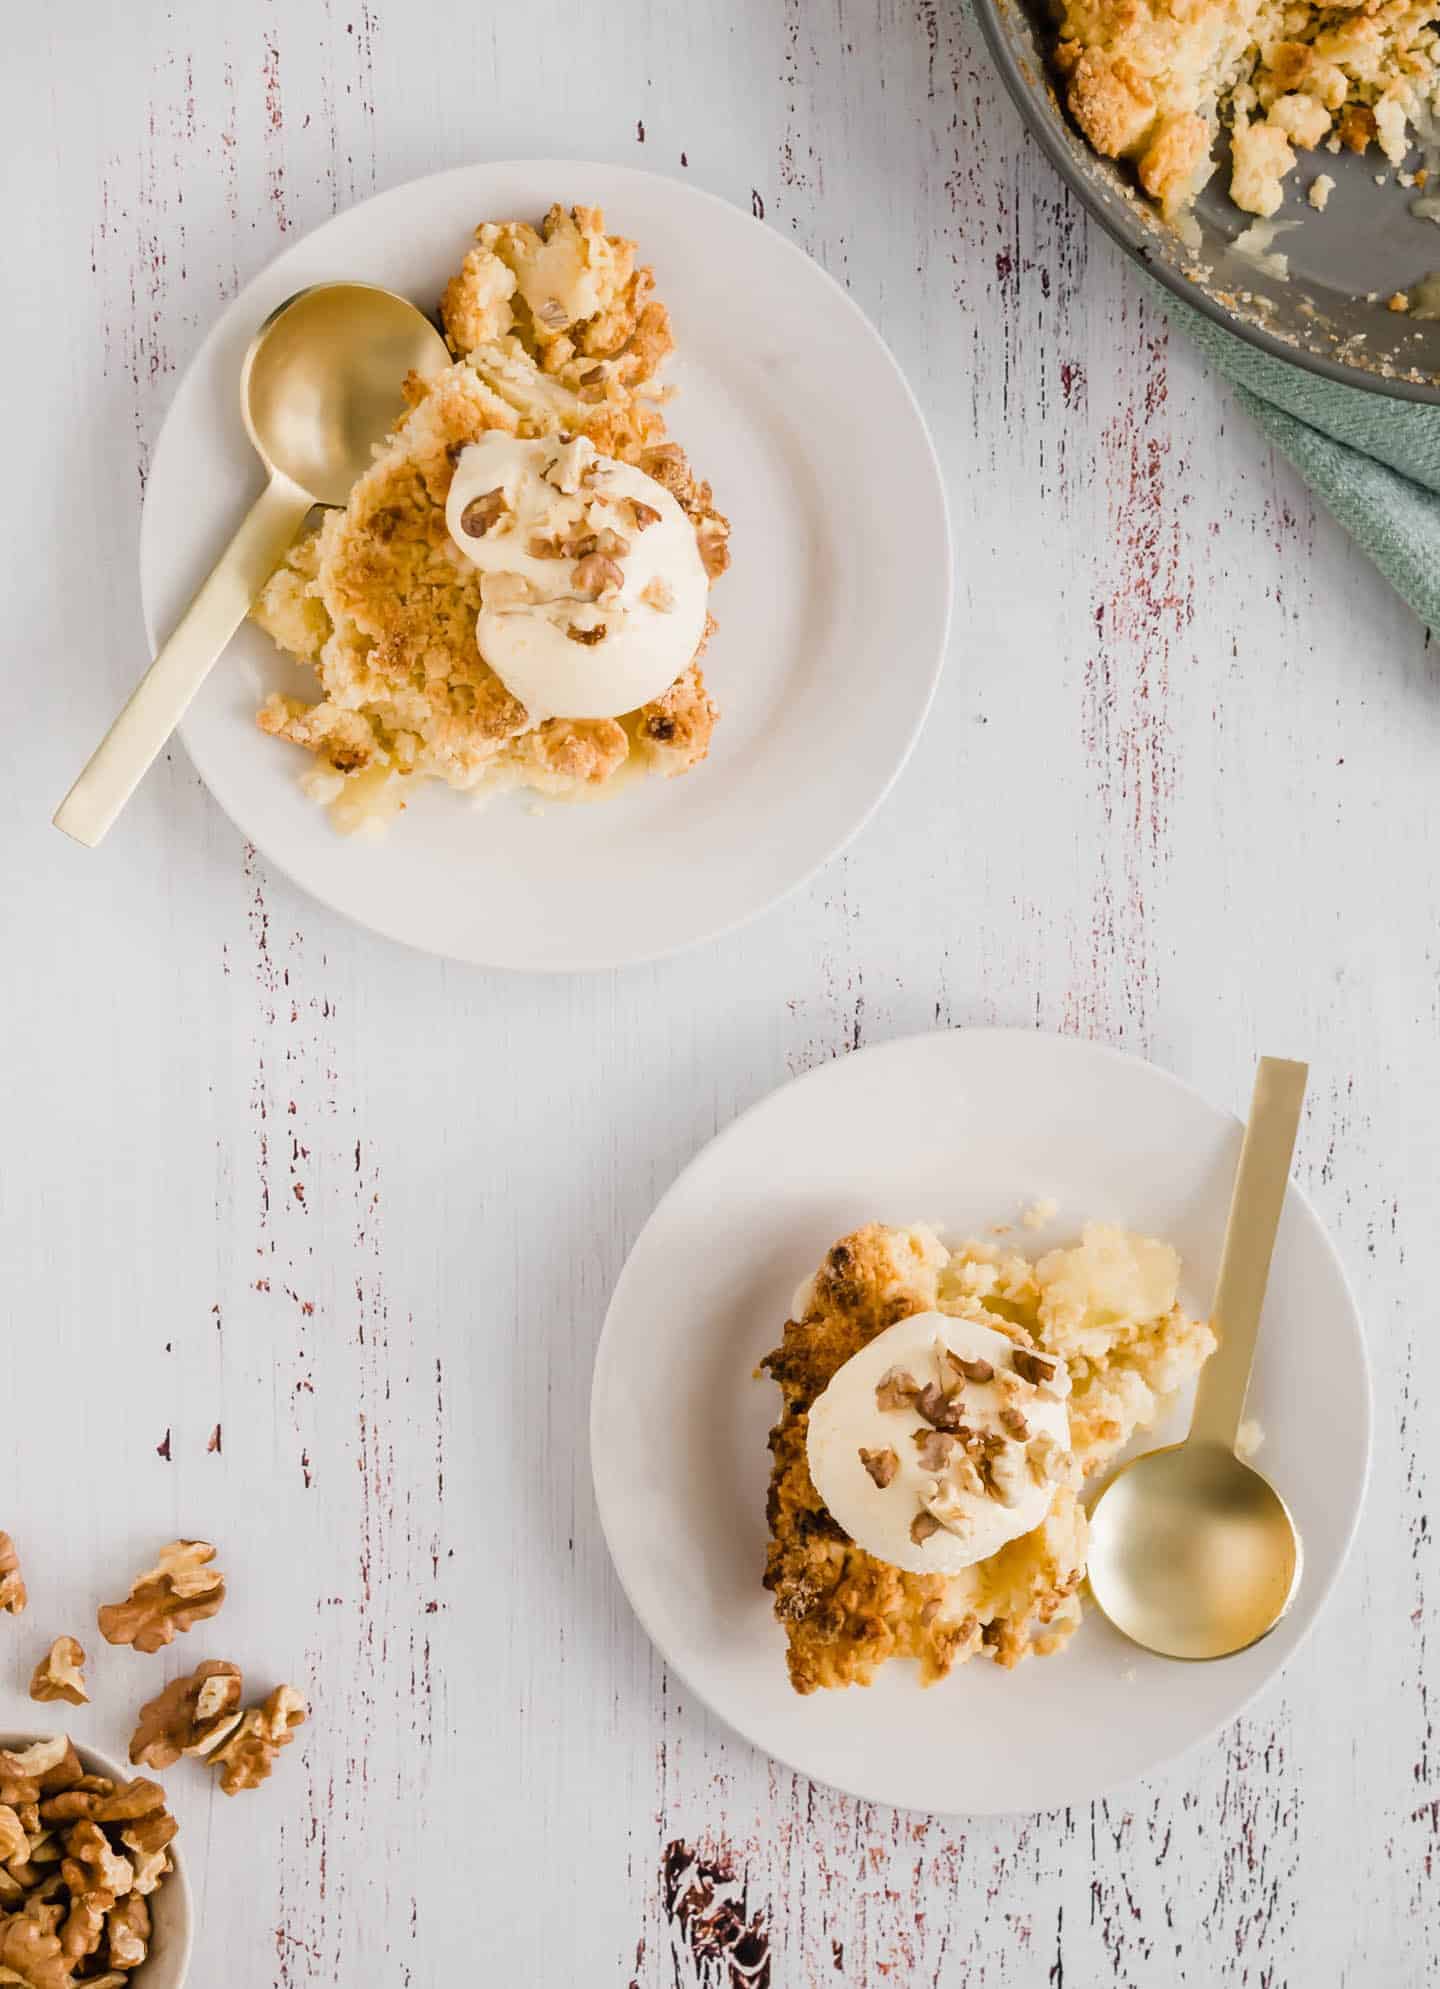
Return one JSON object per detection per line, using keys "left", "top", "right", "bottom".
{"left": 1052, "top": 0, "right": 1440, "bottom": 220}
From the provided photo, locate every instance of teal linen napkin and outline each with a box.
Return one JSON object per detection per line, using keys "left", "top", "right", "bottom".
{"left": 1152, "top": 286, "right": 1440, "bottom": 629}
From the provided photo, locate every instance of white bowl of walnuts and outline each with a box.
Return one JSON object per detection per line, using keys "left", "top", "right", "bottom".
{"left": 0, "top": 1729, "right": 193, "bottom": 1988}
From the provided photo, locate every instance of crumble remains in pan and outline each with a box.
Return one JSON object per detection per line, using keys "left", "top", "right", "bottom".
{"left": 761, "top": 1220, "right": 1215, "bottom": 1692}
{"left": 253, "top": 205, "right": 730, "bottom": 831}
{"left": 1051, "top": 0, "right": 1440, "bottom": 220}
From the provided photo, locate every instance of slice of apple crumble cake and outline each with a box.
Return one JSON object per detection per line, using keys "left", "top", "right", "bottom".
{"left": 252, "top": 205, "right": 730, "bottom": 831}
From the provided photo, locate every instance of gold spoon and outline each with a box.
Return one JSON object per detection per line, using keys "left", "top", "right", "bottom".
{"left": 1085, "top": 1056, "right": 1308, "bottom": 1660}
{"left": 54, "top": 282, "right": 451, "bottom": 847}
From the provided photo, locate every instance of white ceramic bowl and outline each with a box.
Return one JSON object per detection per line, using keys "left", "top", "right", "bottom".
{"left": 0, "top": 1731, "right": 192, "bottom": 1988}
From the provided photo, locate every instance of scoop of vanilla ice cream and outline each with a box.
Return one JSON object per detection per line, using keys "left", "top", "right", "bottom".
{"left": 805, "top": 1311, "right": 1074, "bottom": 1575}
{"left": 445, "top": 432, "right": 708, "bottom": 722}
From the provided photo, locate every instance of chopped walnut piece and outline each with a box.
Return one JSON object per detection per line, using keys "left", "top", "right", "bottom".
{"left": 909, "top": 1510, "right": 942, "bottom": 1546}
{"left": 858, "top": 1446, "right": 898, "bottom": 1489}
{"left": 565, "top": 621, "right": 607, "bottom": 646}
{"left": 0, "top": 1811, "right": 25, "bottom": 1866}
{"left": 998, "top": 1406, "right": 1031, "bottom": 1442}
{"left": 209, "top": 1684, "right": 308, "bottom": 1796}
{"left": 458, "top": 489, "right": 506, "bottom": 537}
{"left": 1010, "top": 1349, "right": 1057, "bottom": 1388}
{"left": 626, "top": 499, "right": 661, "bottom": 532}
{"left": 545, "top": 435, "right": 596, "bottom": 492}
{"left": 0, "top": 1744, "right": 69, "bottom": 1789}
{"left": 57, "top": 1884, "right": 110, "bottom": 1967}
{"left": 874, "top": 1367, "right": 920, "bottom": 1412}
{"left": 38, "top": 1790, "right": 108, "bottom": 1825}
{"left": 130, "top": 1662, "right": 214, "bottom": 1774}
{"left": 0, "top": 1911, "right": 71, "bottom": 1989}
{"left": 947, "top": 1451, "right": 986, "bottom": 1499}
{"left": 0, "top": 1536, "right": 25, "bottom": 1616}
{"left": 640, "top": 577, "right": 675, "bottom": 612}
{"left": 28, "top": 1641, "right": 87, "bottom": 1709}
{"left": 912, "top": 1429, "right": 956, "bottom": 1473}
{"left": 945, "top": 1352, "right": 994, "bottom": 1384}
{"left": 1026, "top": 1432, "right": 1071, "bottom": 1486}
{"left": 90, "top": 1781, "right": 168, "bottom": 1829}
{"left": 120, "top": 1830, "right": 171, "bottom": 1898}
{"left": 571, "top": 552, "right": 624, "bottom": 599}
{"left": 96, "top": 1540, "right": 225, "bottom": 1653}
{"left": 914, "top": 1382, "right": 966, "bottom": 1433}
{"left": 61, "top": 1823, "right": 132, "bottom": 1903}
{"left": 983, "top": 1441, "right": 1029, "bottom": 1508}
{"left": 104, "top": 1894, "right": 150, "bottom": 1971}
{"left": 126, "top": 1659, "right": 245, "bottom": 1769}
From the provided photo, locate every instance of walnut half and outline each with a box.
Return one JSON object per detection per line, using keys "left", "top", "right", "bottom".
{"left": 209, "top": 1684, "right": 308, "bottom": 1797}
{"left": 129, "top": 1660, "right": 244, "bottom": 1769}
{"left": 29, "top": 1639, "right": 87, "bottom": 1708}
{"left": 0, "top": 1533, "right": 26, "bottom": 1615}
{"left": 96, "top": 1540, "right": 225, "bottom": 1653}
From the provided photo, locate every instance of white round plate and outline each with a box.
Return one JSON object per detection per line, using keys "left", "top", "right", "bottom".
{"left": 591, "top": 1030, "right": 1370, "bottom": 1814}
{"left": 140, "top": 160, "right": 951, "bottom": 970}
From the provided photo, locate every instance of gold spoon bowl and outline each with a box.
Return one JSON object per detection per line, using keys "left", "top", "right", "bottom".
{"left": 55, "top": 282, "right": 451, "bottom": 847}
{"left": 1086, "top": 1439, "right": 1302, "bottom": 1661}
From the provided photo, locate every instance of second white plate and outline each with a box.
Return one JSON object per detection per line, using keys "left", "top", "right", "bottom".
{"left": 139, "top": 160, "right": 952, "bottom": 970}
{"left": 590, "top": 1030, "right": 1370, "bottom": 1814}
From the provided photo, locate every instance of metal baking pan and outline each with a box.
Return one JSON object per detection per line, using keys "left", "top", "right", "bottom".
{"left": 973, "top": 0, "right": 1440, "bottom": 402}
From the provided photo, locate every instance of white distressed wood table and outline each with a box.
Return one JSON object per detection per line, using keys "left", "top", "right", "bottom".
{"left": 6, "top": 0, "right": 1436, "bottom": 1981}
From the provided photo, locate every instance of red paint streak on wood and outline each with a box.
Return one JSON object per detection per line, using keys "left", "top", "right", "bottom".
{"left": 1066, "top": 318, "right": 1188, "bottom": 1047}
{"left": 262, "top": 33, "right": 290, "bottom": 231}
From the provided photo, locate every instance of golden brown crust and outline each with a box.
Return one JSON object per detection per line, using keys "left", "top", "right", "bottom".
{"left": 760, "top": 1227, "right": 986, "bottom": 1694}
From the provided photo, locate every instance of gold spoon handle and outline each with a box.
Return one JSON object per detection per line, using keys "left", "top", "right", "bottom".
{"left": 54, "top": 473, "right": 312, "bottom": 847}
{"left": 1188, "top": 1056, "right": 1309, "bottom": 1451}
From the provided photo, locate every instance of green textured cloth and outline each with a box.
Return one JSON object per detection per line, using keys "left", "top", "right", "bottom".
{"left": 1154, "top": 285, "right": 1440, "bottom": 631}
